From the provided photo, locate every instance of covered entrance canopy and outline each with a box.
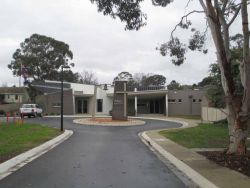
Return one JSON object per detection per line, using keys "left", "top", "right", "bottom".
{"left": 128, "top": 91, "right": 168, "bottom": 116}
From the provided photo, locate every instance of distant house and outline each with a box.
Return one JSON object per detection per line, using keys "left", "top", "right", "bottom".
{"left": 32, "top": 80, "right": 206, "bottom": 116}
{"left": 0, "top": 87, "right": 30, "bottom": 104}
{"left": 0, "top": 87, "right": 30, "bottom": 113}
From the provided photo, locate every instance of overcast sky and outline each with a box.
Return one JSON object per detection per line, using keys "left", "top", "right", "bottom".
{"left": 0, "top": 0, "right": 243, "bottom": 86}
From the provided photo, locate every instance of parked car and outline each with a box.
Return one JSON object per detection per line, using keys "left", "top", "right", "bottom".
{"left": 20, "top": 104, "right": 43, "bottom": 118}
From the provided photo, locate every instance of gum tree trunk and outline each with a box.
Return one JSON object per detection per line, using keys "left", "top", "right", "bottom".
{"left": 230, "top": 0, "right": 250, "bottom": 155}
{"left": 200, "top": 0, "right": 250, "bottom": 155}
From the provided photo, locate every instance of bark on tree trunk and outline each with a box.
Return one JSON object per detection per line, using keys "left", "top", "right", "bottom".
{"left": 202, "top": 0, "right": 249, "bottom": 155}
{"left": 228, "top": 115, "right": 248, "bottom": 154}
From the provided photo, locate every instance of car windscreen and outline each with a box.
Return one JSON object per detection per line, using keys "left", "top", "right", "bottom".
{"left": 22, "top": 104, "right": 34, "bottom": 108}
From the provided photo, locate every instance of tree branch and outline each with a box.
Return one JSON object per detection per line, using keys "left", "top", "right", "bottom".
{"left": 227, "top": 5, "right": 241, "bottom": 27}
{"left": 185, "top": 0, "right": 193, "bottom": 10}
{"left": 171, "top": 10, "right": 204, "bottom": 38}
{"left": 222, "top": 0, "right": 229, "bottom": 13}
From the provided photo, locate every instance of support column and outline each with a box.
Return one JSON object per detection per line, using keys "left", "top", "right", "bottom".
{"left": 92, "top": 85, "right": 97, "bottom": 120}
{"left": 72, "top": 93, "right": 76, "bottom": 115}
{"left": 134, "top": 88, "right": 137, "bottom": 116}
{"left": 165, "top": 93, "right": 169, "bottom": 117}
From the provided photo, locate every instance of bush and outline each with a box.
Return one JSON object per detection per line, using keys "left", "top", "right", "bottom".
{"left": 0, "top": 110, "right": 5, "bottom": 115}
{"left": 213, "top": 118, "right": 227, "bottom": 126}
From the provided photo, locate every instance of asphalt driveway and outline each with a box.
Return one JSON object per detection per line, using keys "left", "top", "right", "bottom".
{"left": 0, "top": 117, "right": 185, "bottom": 188}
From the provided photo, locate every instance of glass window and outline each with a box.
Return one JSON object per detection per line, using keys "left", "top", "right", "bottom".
{"left": 193, "top": 99, "right": 196, "bottom": 102}
{"left": 52, "top": 103, "right": 61, "bottom": 107}
{"left": 168, "top": 99, "right": 176, "bottom": 103}
{"left": 22, "top": 104, "right": 33, "bottom": 108}
{"left": 97, "top": 99, "right": 103, "bottom": 112}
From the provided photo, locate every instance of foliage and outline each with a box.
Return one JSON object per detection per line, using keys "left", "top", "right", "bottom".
{"left": 90, "top": 0, "right": 148, "bottom": 30}
{"left": 113, "top": 72, "right": 166, "bottom": 87}
{"left": 159, "top": 37, "right": 187, "bottom": 65}
{"left": 8, "top": 34, "right": 74, "bottom": 82}
{"left": 167, "top": 80, "right": 183, "bottom": 90}
{"left": 113, "top": 71, "right": 133, "bottom": 84}
{"left": 140, "top": 74, "right": 166, "bottom": 86}
{"left": 90, "top": 0, "right": 250, "bottom": 154}
{"left": 132, "top": 72, "right": 166, "bottom": 87}
{"left": 0, "top": 110, "right": 5, "bottom": 115}
{"left": 197, "top": 63, "right": 225, "bottom": 107}
{"left": 197, "top": 33, "right": 244, "bottom": 108}
{"left": 45, "top": 69, "right": 80, "bottom": 83}
{"left": 79, "top": 70, "right": 98, "bottom": 85}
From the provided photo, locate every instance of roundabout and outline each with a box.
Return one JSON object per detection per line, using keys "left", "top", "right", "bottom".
{"left": 73, "top": 117, "right": 145, "bottom": 126}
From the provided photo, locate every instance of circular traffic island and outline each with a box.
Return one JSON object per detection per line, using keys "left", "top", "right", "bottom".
{"left": 73, "top": 117, "right": 145, "bottom": 126}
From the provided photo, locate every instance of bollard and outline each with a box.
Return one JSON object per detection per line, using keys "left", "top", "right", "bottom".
{"left": 6, "top": 112, "right": 9, "bottom": 124}
{"left": 13, "top": 112, "right": 16, "bottom": 124}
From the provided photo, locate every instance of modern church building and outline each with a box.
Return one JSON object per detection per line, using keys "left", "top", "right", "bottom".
{"left": 32, "top": 80, "right": 206, "bottom": 116}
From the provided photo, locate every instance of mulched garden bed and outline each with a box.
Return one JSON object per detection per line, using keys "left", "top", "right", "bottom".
{"left": 199, "top": 151, "right": 250, "bottom": 177}
{"left": 90, "top": 118, "right": 127, "bottom": 123}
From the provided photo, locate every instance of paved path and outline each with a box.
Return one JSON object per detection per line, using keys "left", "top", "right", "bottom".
{"left": 0, "top": 117, "right": 185, "bottom": 188}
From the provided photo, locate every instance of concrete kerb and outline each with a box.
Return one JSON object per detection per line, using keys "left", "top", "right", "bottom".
{"left": 140, "top": 131, "right": 218, "bottom": 188}
{"left": 0, "top": 129, "right": 73, "bottom": 180}
{"left": 73, "top": 118, "right": 145, "bottom": 127}
{"left": 138, "top": 117, "right": 218, "bottom": 188}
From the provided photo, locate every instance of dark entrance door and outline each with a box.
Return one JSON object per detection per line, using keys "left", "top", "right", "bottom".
{"left": 83, "top": 100, "right": 88, "bottom": 113}
{"left": 149, "top": 100, "right": 160, "bottom": 114}
{"left": 150, "top": 101, "right": 154, "bottom": 113}
{"left": 155, "top": 100, "right": 159, "bottom": 113}
{"left": 77, "top": 99, "right": 88, "bottom": 114}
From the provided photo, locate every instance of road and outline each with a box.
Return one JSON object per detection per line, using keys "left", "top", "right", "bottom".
{"left": 0, "top": 117, "right": 185, "bottom": 188}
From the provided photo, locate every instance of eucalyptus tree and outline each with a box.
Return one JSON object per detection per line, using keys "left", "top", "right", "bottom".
{"left": 8, "top": 34, "right": 74, "bottom": 82}
{"left": 113, "top": 71, "right": 133, "bottom": 83}
{"left": 90, "top": 0, "right": 250, "bottom": 155}
{"left": 167, "top": 80, "right": 183, "bottom": 90}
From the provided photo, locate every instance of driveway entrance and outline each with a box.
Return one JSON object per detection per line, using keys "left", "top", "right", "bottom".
{"left": 0, "top": 117, "right": 185, "bottom": 188}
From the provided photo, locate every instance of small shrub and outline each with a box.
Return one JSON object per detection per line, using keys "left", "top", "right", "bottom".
{"left": 213, "top": 118, "right": 227, "bottom": 127}
{"left": 0, "top": 110, "right": 5, "bottom": 115}
{"left": 109, "top": 110, "right": 112, "bottom": 116}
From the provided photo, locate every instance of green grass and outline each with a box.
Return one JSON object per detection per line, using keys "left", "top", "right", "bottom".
{"left": 160, "top": 123, "right": 250, "bottom": 148}
{"left": 0, "top": 122, "right": 61, "bottom": 157}
{"left": 160, "top": 123, "right": 231, "bottom": 148}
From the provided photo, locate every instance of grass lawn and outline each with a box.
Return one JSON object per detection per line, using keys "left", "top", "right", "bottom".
{"left": 159, "top": 123, "right": 250, "bottom": 148}
{"left": 0, "top": 122, "right": 61, "bottom": 162}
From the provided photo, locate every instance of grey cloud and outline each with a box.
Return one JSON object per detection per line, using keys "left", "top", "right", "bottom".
{"left": 0, "top": 0, "right": 237, "bottom": 86}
